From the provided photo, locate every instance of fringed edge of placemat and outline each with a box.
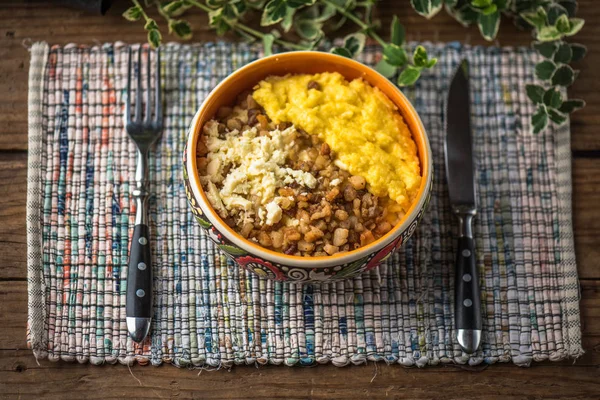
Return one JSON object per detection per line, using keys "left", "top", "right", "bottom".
{"left": 555, "top": 121, "right": 584, "bottom": 360}
{"left": 27, "top": 42, "right": 49, "bottom": 362}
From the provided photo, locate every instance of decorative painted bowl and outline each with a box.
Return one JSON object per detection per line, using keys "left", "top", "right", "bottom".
{"left": 183, "top": 51, "right": 433, "bottom": 283}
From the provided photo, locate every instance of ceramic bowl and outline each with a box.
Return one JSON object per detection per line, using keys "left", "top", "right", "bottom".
{"left": 183, "top": 51, "right": 433, "bottom": 282}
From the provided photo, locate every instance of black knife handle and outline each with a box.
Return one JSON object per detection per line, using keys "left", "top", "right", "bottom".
{"left": 454, "top": 236, "right": 482, "bottom": 331}
{"left": 126, "top": 224, "right": 153, "bottom": 319}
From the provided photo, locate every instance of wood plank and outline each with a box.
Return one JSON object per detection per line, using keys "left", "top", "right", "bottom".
{"left": 0, "top": 0, "right": 599, "bottom": 150}
{"left": 2, "top": 154, "right": 599, "bottom": 280}
{"left": 0, "top": 351, "right": 599, "bottom": 400}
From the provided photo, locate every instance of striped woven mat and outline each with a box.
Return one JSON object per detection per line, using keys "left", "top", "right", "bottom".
{"left": 26, "top": 41, "right": 583, "bottom": 368}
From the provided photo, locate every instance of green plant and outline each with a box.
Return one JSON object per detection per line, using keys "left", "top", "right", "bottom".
{"left": 123, "top": 0, "right": 586, "bottom": 133}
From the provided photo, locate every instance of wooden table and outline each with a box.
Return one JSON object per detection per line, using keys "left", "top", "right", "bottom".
{"left": 1, "top": 1, "right": 598, "bottom": 398}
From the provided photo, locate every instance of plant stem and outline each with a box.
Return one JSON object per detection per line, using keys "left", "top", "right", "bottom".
{"left": 322, "top": 0, "right": 387, "bottom": 47}
{"left": 186, "top": 0, "right": 308, "bottom": 51}
{"left": 132, "top": 0, "right": 152, "bottom": 23}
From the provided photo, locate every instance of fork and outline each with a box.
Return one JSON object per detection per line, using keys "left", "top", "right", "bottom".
{"left": 125, "top": 45, "right": 163, "bottom": 343}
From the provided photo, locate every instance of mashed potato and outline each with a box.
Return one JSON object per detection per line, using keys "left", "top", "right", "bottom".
{"left": 252, "top": 72, "right": 421, "bottom": 212}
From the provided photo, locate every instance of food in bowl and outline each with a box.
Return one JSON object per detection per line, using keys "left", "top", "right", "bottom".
{"left": 196, "top": 71, "right": 421, "bottom": 257}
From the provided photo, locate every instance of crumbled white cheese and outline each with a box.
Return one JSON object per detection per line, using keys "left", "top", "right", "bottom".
{"left": 265, "top": 201, "right": 282, "bottom": 226}
{"left": 330, "top": 178, "right": 341, "bottom": 187}
{"left": 200, "top": 124, "right": 317, "bottom": 223}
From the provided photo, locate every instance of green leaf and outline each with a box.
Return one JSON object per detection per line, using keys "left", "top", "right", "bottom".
{"left": 207, "top": 0, "right": 226, "bottom": 6}
{"left": 221, "top": 3, "right": 242, "bottom": 21}
{"left": 426, "top": 58, "right": 437, "bottom": 68}
{"left": 558, "top": 0, "right": 577, "bottom": 17}
{"left": 526, "top": 84, "right": 545, "bottom": 104}
{"left": 446, "top": 4, "right": 479, "bottom": 27}
{"left": 287, "top": 0, "right": 316, "bottom": 8}
{"left": 148, "top": 29, "right": 162, "bottom": 49}
{"left": 122, "top": 6, "right": 142, "bottom": 21}
{"left": 546, "top": 3, "right": 568, "bottom": 25}
{"left": 295, "top": 19, "right": 323, "bottom": 40}
{"left": 520, "top": 7, "right": 547, "bottom": 30}
{"left": 209, "top": 10, "right": 231, "bottom": 35}
{"left": 478, "top": 11, "right": 500, "bottom": 41}
{"left": 471, "top": 0, "right": 491, "bottom": 7}
{"left": 558, "top": 99, "right": 585, "bottom": 113}
{"left": 144, "top": 19, "right": 159, "bottom": 31}
{"left": 262, "top": 33, "right": 275, "bottom": 56}
{"left": 532, "top": 105, "right": 549, "bottom": 134}
{"left": 281, "top": 6, "right": 295, "bottom": 32}
{"left": 553, "top": 43, "right": 572, "bottom": 64}
{"left": 556, "top": 14, "right": 570, "bottom": 33}
{"left": 410, "top": 0, "right": 443, "bottom": 19}
{"left": 261, "top": 0, "right": 288, "bottom": 26}
{"left": 570, "top": 43, "right": 587, "bottom": 62}
{"left": 390, "top": 15, "right": 405, "bottom": 46}
{"left": 383, "top": 43, "right": 408, "bottom": 67}
{"left": 533, "top": 41, "right": 558, "bottom": 58}
{"left": 481, "top": 4, "right": 498, "bottom": 15}
{"left": 331, "top": 46, "right": 353, "bottom": 58}
{"left": 547, "top": 108, "right": 567, "bottom": 125}
{"left": 413, "top": 45, "right": 428, "bottom": 68}
{"left": 543, "top": 87, "right": 563, "bottom": 108}
{"left": 535, "top": 60, "right": 556, "bottom": 80}
{"left": 343, "top": 33, "right": 366, "bottom": 57}
{"left": 375, "top": 59, "right": 397, "bottom": 78}
{"left": 397, "top": 66, "right": 422, "bottom": 86}
{"left": 537, "top": 26, "right": 562, "bottom": 42}
{"left": 168, "top": 20, "right": 192, "bottom": 40}
{"left": 162, "top": 1, "right": 191, "bottom": 17}
{"left": 565, "top": 18, "right": 584, "bottom": 36}
{"left": 495, "top": 0, "right": 509, "bottom": 11}
{"left": 551, "top": 64, "right": 575, "bottom": 86}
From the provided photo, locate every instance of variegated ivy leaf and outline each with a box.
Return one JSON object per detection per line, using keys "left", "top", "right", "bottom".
{"left": 546, "top": 3, "right": 568, "bottom": 25}
{"left": 551, "top": 64, "right": 575, "bottom": 86}
{"left": 331, "top": 46, "right": 353, "bottom": 58}
{"left": 169, "top": 19, "right": 192, "bottom": 40}
{"left": 209, "top": 9, "right": 231, "bottom": 35}
{"left": 477, "top": 10, "right": 500, "bottom": 41}
{"left": 535, "top": 60, "right": 556, "bottom": 80}
{"left": 162, "top": 1, "right": 192, "bottom": 18}
{"left": 261, "top": 0, "right": 288, "bottom": 26}
{"left": 520, "top": 7, "right": 547, "bottom": 31}
{"left": 295, "top": 19, "right": 323, "bottom": 40}
{"left": 526, "top": 84, "right": 545, "bottom": 104}
{"left": 533, "top": 41, "right": 558, "bottom": 59}
{"left": 413, "top": 45, "right": 428, "bottom": 68}
{"left": 553, "top": 43, "right": 572, "bottom": 64}
{"left": 342, "top": 33, "right": 366, "bottom": 57}
{"left": 564, "top": 18, "right": 585, "bottom": 36}
{"left": 122, "top": 5, "right": 142, "bottom": 21}
{"left": 570, "top": 43, "right": 587, "bottom": 62}
{"left": 558, "top": 0, "right": 577, "bottom": 17}
{"left": 543, "top": 87, "right": 563, "bottom": 108}
{"left": 547, "top": 108, "right": 567, "bottom": 125}
{"left": 287, "top": 0, "right": 316, "bottom": 8}
{"left": 558, "top": 99, "right": 585, "bottom": 114}
{"left": 532, "top": 105, "right": 549, "bottom": 134}
{"left": 446, "top": 3, "right": 479, "bottom": 27}
{"left": 144, "top": 19, "right": 159, "bottom": 31}
{"left": 410, "top": 0, "right": 443, "bottom": 19}
{"left": 148, "top": 29, "right": 162, "bottom": 49}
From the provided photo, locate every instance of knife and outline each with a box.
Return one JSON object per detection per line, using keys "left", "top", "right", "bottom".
{"left": 444, "top": 59, "right": 482, "bottom": 354}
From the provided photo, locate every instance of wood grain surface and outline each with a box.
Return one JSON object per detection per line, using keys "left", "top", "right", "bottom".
{"left": 1, "top": 1, "right": 599, "bottom": 399}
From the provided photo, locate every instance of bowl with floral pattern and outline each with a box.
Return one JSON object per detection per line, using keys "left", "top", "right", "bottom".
{"left": 183, "top": 51, "right": 432, "bottom": 283}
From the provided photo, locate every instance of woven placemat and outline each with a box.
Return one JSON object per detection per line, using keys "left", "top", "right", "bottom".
{"left": 26, "top": 41, "right": 583, "bottom": 368}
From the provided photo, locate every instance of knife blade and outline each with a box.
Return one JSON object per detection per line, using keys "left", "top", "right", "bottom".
{"left": 444, "top": 59, "right": 482, "bottom": 354}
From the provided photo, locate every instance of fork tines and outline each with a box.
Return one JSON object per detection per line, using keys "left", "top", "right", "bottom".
{"left": 126, "top": 45, "right": 162, "bottom": 129}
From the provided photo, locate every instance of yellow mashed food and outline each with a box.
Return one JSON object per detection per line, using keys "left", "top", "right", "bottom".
{"left": 252, "top": 72, "right": 421, "bottom": 212}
